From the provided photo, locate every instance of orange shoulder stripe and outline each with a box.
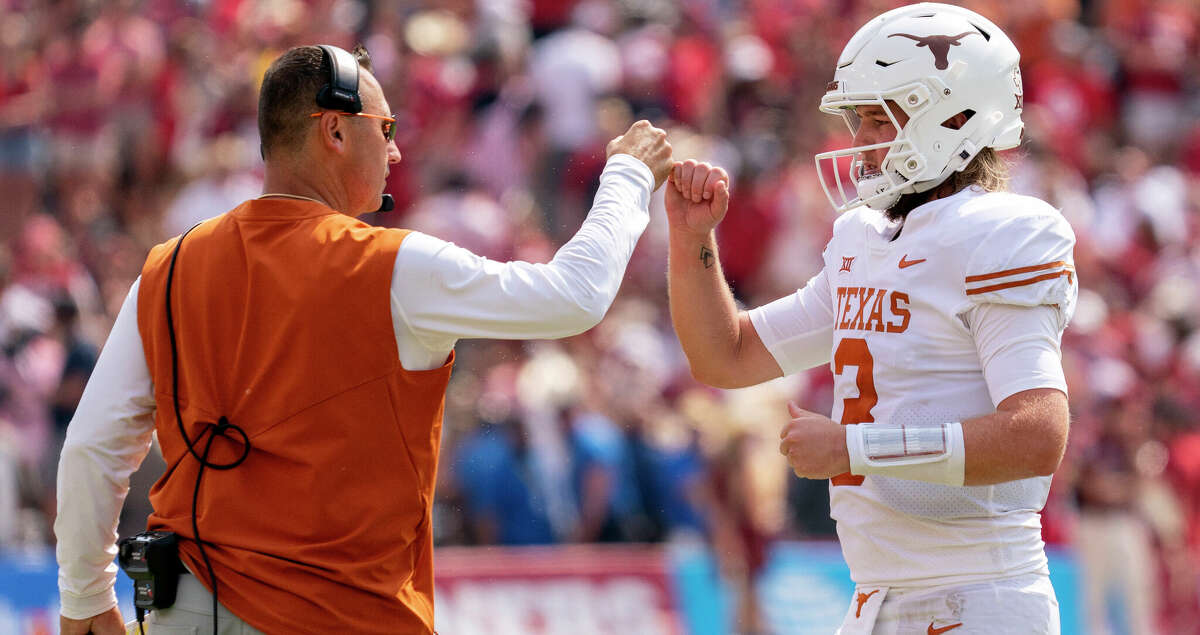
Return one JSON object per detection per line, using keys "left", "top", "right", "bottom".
{"left": 965, "top": 270, "right": 1074, "bottom": 295}
{"left": 964, "top": 260, "right": 1073, "bottom": 283}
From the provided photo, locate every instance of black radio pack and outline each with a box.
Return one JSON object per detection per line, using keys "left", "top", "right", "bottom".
{"left": 118, "top": 530, "right": 184, "bottom": 610}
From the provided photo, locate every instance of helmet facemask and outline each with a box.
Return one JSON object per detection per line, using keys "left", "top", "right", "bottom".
{"left": 815, "top": 87, "right": 933, "bottom": 213}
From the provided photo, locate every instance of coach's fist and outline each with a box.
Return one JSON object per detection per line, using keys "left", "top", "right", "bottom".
{"left": 779, "top": 402, "right": 851, "bottom": 479}
{"left": 607, "top": 120, "right": 673, "bottom": 190}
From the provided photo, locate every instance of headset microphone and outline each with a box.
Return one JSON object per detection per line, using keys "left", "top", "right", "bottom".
{"left": 377, "top": 194, "right": 394, "bottom": 212}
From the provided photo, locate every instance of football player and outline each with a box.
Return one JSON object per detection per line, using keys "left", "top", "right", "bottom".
{"left": 665, "top": 4, "right": 1075, "bottom": 633}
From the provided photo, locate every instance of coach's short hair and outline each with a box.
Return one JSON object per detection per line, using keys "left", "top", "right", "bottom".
{"left": 257, "top": 45, "right": 373, "bottom": 160}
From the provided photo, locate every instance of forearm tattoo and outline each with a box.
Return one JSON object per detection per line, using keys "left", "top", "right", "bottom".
{"left": 700, "top": 245, "right": 714, "bottom": 269}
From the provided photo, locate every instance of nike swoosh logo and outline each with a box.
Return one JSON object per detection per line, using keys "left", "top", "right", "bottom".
{"left": 928, "top": 623, "right": 963, "bottom": 635}
{"left": 898, "top": 255, "right": 927, "bottom": 269}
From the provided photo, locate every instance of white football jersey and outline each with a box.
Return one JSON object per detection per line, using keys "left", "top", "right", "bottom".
{"left": 750, "top": 186, "right": 1077, "bottom": 586}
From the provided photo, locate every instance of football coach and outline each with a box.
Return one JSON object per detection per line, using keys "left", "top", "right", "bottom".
{"left": 55, "top": 44, "right": 671, "bottom": 634}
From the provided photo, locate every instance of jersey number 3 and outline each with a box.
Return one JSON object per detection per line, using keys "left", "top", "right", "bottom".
{"left": 832, "top": 337, "right": 876, "bottom": 486}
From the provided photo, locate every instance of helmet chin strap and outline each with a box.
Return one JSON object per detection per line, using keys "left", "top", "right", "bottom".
{"left": 857, "top": 173, "right": 904, "bottom": 210}
{"left": 858, "top": 166, "right": 951, "bottom": 211}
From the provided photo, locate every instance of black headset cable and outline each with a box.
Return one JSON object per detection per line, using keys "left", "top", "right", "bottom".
{"left": 164, "top": 225, "right": 251, "bottom": 635}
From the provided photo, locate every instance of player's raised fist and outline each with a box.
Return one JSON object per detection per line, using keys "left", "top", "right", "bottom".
{"left": 607, "top": 120, "right": 673, "bottom": 190}
{"left": 664, "top": 160, "right": 730, "bottom": 238}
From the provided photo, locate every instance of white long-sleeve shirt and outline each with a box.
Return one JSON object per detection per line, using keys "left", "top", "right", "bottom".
{"left": 55, "top": 154, "right": 655, "bottom": 619}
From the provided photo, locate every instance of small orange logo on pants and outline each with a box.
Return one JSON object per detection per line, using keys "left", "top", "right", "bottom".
{"left": 854, "top": 589, "right": 880, "bottom": 618}
{"left": 927, "top": 622, "right": 963, "bottom": 634}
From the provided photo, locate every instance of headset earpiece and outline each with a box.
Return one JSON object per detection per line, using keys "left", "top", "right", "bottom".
{"left": 316, "top": 45, "right": 362, "bottom": 114}
{"left": 314, "top": 44, "right": 393, "bottom": 214}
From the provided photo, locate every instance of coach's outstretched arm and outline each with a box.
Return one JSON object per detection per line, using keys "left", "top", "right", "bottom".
{"left": 391, "top": 121, "right": 672, "bottom": 345}
{"left": 666, "top": 160, "right": 783, "bottom": 388}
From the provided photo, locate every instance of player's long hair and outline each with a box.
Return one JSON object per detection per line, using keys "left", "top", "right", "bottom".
{"left": 886, "top": 147, "right": 1012, "bottom": 221}
{"left": 952, "top": 147, "right": 1010, "bottom": 192}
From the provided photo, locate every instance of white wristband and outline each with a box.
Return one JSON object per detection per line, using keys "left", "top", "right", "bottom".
{"left": 846, "top": 422, "right": 966, "bottom": 486}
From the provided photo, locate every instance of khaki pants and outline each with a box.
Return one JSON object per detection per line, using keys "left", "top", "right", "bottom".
{"left": 1077, "top": 511, "right": 1158, "bottom": 635}
{"left": 125, "top": 571, "right": 267, "bottom": 635}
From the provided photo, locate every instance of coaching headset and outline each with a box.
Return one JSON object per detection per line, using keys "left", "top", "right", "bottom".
{"left": 316, "top": 44, "right": 395, "bottom": 212}
{"left": 118, "top": 44, "right": 392, "bottom": 635}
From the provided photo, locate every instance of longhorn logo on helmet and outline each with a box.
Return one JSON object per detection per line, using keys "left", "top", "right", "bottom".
{"left": 888, "top": 32, "right": 980, "bottom": 70}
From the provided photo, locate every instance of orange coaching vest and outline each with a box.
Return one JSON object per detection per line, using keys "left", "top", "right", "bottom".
{"left": 136, "top": 199, "right": 453, "bottom": 633}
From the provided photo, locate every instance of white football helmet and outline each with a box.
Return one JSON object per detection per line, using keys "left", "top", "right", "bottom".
{"left": 815, "top": 3, "right": 1024, "bottom": 213}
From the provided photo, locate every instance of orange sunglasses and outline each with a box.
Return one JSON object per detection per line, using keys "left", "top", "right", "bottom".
{"left": 309, "top": 111, "right": 397, "bottom": 142}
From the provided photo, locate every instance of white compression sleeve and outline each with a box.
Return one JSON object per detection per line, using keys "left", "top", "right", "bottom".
{"left": 846, "top": 422, "right": 965, "bottom": 486}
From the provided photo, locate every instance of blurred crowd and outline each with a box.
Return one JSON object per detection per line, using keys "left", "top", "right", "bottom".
{"left": 1, "top": 0, "right": 1198, "bottom": 632}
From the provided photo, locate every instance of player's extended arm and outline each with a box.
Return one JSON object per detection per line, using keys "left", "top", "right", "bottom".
{"left": 960, "top": 387, "right": 1068, "bottom": 485}
{"left": 666, "top": 160, "right": 782, "bottom": 388}
{"left": 781, "top": 387, "right": 1068, "bottom": 486}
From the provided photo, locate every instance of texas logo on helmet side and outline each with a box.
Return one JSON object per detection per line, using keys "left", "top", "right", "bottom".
{"left": 888, "top": 32, "right": 981, "bottom": 70}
